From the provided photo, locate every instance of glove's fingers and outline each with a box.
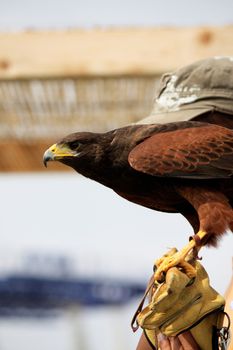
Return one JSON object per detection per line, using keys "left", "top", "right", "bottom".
{"left": 178, "top": 331, "right": 201, "bottom": 350}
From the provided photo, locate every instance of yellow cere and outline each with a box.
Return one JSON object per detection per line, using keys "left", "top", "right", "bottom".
{"left": 49, "top": 144, "right": 75, "bottom": 158}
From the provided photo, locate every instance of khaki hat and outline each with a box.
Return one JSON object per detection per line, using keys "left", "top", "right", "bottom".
{"left": 140, "top": 56, "right": 233, "bottom": 124}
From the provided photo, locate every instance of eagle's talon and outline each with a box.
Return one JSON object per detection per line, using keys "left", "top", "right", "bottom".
{"left": 154, "top": 231, "right": 208, "bottom": 282}
{"left": 154, "top": 255, "right": 196, "bottom": 281}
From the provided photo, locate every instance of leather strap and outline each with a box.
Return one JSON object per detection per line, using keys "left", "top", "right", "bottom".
{"left": 131, "top": 276, "right": 155, "bottom": 332}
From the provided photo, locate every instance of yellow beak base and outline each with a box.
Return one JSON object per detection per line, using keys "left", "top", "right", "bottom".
{"left": 43, "top": 143, "right": 75, "bottom": 167}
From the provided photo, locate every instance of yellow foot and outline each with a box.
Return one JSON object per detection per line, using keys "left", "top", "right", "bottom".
{"left": 154, "top": 230, "right": 207, "bottom": 282}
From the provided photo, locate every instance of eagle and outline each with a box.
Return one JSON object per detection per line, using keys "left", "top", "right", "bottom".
{"left": 43, "top": 111, "right": 233, "bottom": 281}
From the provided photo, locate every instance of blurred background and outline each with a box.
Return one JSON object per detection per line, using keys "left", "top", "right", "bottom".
{"left": 0, "top": 0, "right": 233, "bottom": 349}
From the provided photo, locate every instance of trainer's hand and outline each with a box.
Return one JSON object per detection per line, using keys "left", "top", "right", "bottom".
{"left": 136, "top": 331, "right": 200, "bottom": 350}
{"left": 158, "top": 332, "right": 200, "bottom": 350}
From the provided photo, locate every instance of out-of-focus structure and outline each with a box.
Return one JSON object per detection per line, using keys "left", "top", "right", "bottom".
{"left": 1, "top": 26, "right": 233, "bottom": 171}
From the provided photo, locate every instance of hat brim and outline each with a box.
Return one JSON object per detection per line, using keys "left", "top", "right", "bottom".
{"left": 137, "top": 107, "right": 213, "bottom": 125}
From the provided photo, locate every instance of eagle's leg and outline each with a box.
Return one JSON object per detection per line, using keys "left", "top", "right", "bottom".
{"left": 154, "top": 230, "right": 208, "bottom": 282}
{"left": 154, "top": 187, "right": 233, "bottom": 282}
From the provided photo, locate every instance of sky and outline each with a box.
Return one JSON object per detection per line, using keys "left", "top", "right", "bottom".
{"left": 1, "top": 0, "right": 233, "bottom": 30}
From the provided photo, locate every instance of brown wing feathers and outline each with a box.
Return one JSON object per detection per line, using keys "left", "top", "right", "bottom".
{"left": 128, "top": 124, "right": 233, "bottom": 179}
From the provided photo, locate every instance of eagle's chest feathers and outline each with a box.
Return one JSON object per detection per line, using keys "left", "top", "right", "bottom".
{"left": 104, "top": 170, "right": 182, "bottom": 213}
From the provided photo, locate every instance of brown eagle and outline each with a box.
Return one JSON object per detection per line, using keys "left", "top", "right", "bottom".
{"left": 43, "top": 111, "right": 233, "bottom": 280}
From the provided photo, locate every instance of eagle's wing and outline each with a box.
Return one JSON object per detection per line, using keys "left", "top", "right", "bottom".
{"left": 128, "top": 123, "right": 233, "bottom": 179}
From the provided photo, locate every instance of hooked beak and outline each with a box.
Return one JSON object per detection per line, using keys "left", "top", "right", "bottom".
{"left": 43, "top": 143, "right": 75, "bottom": 167}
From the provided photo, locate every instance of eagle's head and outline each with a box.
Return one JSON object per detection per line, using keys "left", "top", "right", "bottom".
{"left": 43, "top": 124, "right": 156, "bottom": 183}
{"left": 43, "top": 132, "right": 106, "bottom": 175}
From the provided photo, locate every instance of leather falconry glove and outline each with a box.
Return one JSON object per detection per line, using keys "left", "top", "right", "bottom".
{"left": 132, "top": 249, "right": 230, "bottom": 350}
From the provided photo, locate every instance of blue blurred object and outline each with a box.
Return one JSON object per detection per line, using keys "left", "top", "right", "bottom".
{"left": 0, "top": 274, "right": 145, "bottom": 316}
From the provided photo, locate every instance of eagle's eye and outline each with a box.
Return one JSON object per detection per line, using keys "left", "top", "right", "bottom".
{"left": 69, "top": 141, "right": 82, "bottom": 151}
